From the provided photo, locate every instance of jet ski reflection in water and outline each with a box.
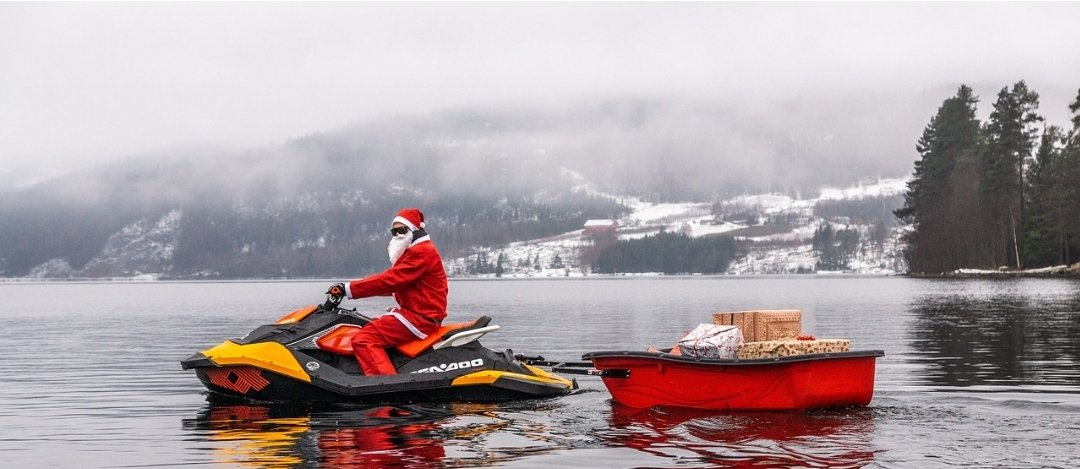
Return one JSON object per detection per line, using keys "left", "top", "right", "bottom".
{"left": 180, "top": 294, "right": 576, "bottom": 402}
{"left": 184, "top": 402, "right": 452, "bottom": 468}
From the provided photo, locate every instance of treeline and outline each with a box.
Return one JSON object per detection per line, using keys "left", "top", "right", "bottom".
{"left": 811, "top": 196, "right": 900, "bottom": 271}
{"left": 591, "top": 231, "right": 738, "bottom": 274}
{"left": 812, "top": 223, "right": 861, "bottom": 271}
{"left": 0, "top": 162, "right": 626, "bottom": 279}
{"left": 814, "top": 195, "right": 904, "bottom": 227}
{"left": 896, "top": 82, "right": 1080, "bottom": 272}
{"left": 0, "top": 112, "right": 630, "bottom": 278}
{"left": 168, "top": 190, "right": 626, "bottom": 278}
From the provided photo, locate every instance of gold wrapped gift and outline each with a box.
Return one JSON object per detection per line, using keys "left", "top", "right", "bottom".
{"left": 712, "top": 310, "right": 802, "bottom": 342}
{"left": 736, "top": 338, "right": 851, "bottom": 360}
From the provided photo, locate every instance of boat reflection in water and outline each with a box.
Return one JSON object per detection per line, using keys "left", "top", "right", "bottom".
{"left": 603, "top": 403, "right": 879, "bottom": 468}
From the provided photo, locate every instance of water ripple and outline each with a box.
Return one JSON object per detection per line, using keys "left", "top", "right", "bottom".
{"left": 2, "top": 278, "right": 1080, "bottom": 467}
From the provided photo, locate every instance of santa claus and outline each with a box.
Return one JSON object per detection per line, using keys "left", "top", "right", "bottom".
{"left": 326, "top": 208, "right": 448, "bottom": 375}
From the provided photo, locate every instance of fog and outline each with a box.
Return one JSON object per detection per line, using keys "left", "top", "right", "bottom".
{"left": 2, "top": 2, "right": 1079, "bottom": 189}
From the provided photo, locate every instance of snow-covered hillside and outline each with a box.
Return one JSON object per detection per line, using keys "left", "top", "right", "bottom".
{"left": 14, "top": 174, "right": 909, "bottom": 279}
{"left": 446, "top": 174, "right": 909, "bottom": 276}
{"left": 24, "top": 210, "right": 181, "bottom": 280}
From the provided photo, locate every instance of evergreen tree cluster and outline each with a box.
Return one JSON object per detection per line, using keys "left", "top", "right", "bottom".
{"left": 813, "top": 195, "right": 904, "bottom": 227}
{"left": 166, "top": 190, "right": 625, "bottom": 278}
{"left": 591, "top": 231, "right": 737, "bottom": 274}
{"left": 812, "top": 223, "right": 860, "bottom": 271}
{"left": 896, "top": 83, "right": 1080, "bottom": 272}
{"left": 465, "top": 250, "right": 511, "bottom": 276}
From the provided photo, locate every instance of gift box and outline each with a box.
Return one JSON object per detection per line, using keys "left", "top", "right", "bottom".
{"left": 736, "top": 338, "right": 851, "bottom": 360}
{"left": 712, "top": 310, "right": 802, "bottom": 342}
{"left": 676, "top": 324, "right": 744, "bottom": 359}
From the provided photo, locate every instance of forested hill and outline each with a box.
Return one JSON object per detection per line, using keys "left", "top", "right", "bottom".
{"left": 1, "top": 94, "right": 943, "bottom": 279}
{"left": 0, "top": 144, "right": 626, "bottom": 279}
{"left": 895, "top": 83, "right": 1080, "bottom": 272}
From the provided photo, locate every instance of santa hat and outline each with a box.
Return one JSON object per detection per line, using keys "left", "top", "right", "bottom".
{"left": 392, "top": 208, "right": 425, "bottom": 231}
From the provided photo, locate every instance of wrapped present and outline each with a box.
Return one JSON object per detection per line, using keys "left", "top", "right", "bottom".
{"left": 736, "top": 338, "right": 851, "bottom": 360}
{"left": 712, "top": 310, "right": 802, "bottom": 342}
{"left": 676, "top": 324, "right": 743, "bottom": 359}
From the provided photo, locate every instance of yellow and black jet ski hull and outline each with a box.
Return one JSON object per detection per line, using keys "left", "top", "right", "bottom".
{"left": 182, "top": 339, "right": 575, "bottom": 403}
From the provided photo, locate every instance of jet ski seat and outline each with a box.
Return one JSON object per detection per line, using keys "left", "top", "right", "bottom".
{"left": 396, "top": 315, "right": 496, "bottom": 357}
{"left": 316, "top": 316, "right": 498, "bottom": 358}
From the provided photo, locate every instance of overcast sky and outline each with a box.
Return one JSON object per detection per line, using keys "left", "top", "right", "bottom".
{"left": 2, "top": 2, "right": 1079, "bottom": 186}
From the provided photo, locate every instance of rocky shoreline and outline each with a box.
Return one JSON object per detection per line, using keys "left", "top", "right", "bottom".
{"left": 908, "top": 263, "right": 1080, "bottom": 278}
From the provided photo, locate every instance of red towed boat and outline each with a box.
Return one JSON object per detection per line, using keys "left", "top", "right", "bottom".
{"left": 581, "top": 349, "right": 884, "bottom": 411}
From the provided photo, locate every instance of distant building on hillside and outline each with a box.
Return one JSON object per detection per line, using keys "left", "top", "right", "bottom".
{"left": 584, "top": 219, "right": 620, "bottom": 235}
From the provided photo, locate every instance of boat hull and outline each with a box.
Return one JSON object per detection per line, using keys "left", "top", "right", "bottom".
{"left": 583, "top": 350, "right": 883, "bottom": 411}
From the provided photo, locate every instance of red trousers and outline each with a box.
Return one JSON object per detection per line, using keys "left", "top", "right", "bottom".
{"left": 350, "top": 314, "right": 431, "bottom": 376}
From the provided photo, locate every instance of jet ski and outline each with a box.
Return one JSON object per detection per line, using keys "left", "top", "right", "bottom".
{"left": 181, "top": 295, "right": 576, "bottom": 403}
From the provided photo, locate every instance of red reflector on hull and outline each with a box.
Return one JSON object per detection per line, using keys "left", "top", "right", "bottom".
{"left": 205, "top": 366, "right": 271, "bottom": 394}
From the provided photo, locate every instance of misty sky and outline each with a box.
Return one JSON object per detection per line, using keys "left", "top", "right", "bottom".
{"left": 2, "top": 2, "right": 1079, "bottom": 186}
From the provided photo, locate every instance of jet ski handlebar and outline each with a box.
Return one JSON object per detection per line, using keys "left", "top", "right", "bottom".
{"left": 320, "top": 293, "right": 343, "bottom": 311}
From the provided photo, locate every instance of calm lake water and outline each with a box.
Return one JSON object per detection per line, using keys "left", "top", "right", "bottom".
{"left": 1, "top": 276, "right": 1078, "bottom": 468}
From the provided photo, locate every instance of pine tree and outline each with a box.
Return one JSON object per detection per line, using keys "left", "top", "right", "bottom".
{"left": 1057, "top": 89, "right": 1080, "bottom": 264}
{"left": 495, "top": 252, "right": 505, "bottom": 277}
{"left": 894, "top": 85, "right": 982, "bottom": 272}
{"left": 1071, "top": 88, "right": 1080, "bottom": 130}
{"left": 1022, "top": 126, "right": 1065, "bottom": 266}
{"left": 813, "top": 224, "right": 837, "bottom": 270}
{"left": 981, "top": 81, "right": 1043, "bottom": 268}
{"left": 472, "top": 252, "right": 491, "bottom": 275}
{"left": 1021, "top": 90, "right": 1080, "bottom": 267}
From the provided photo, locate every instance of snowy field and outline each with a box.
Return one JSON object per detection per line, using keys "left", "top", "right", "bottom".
{"left": 445, "top": 175, "right": 910, "bottom": 276}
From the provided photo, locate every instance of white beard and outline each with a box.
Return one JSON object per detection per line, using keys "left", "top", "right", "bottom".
{"left": 387, "top": 233, "right": 410, "bottom": 264}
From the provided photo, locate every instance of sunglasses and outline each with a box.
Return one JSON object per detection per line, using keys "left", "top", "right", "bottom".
{"left": 390, "top": 226, "right": 410, "bottom": 236}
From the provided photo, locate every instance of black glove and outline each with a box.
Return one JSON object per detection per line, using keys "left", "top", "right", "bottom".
{"left": 326, "top": 282, "right": 346, "bottom": 299}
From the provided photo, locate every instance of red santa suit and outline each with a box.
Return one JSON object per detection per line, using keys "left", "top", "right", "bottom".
{"left": 344, "top": 208, "right": 448, "bottom": 375}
